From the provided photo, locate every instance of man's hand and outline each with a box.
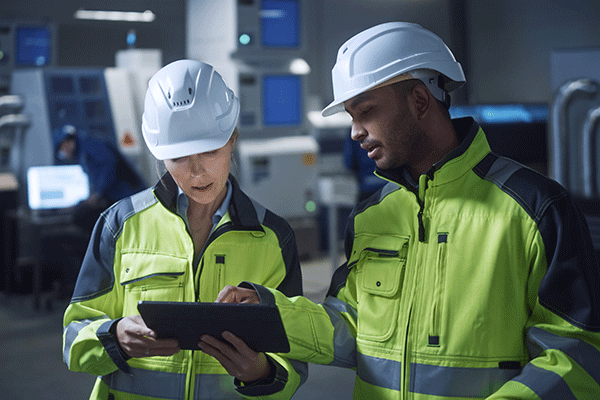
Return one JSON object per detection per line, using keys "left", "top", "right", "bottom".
{"left": 216, "top": 285, "right": 260, "bottom": 304}
{"left": 198, "top": 331, "right": 271, "bottom": 383}
{"left": 115, "top": 315, "right": 180, "bottom": 358}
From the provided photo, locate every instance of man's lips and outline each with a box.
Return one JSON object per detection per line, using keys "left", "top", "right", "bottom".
{"left": 361, "top": 142, "right": 380, "bottom": 158}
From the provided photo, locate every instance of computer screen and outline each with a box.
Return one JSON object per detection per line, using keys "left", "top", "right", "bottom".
{"left": 262, "top": 74, "right": 302, "bottom": 126}
{"left": 15, "top": 26, "right": 52, "bottom": 66}
{"left": 27, "top": 165, "right": 90, "bottom": 210}
{"left": 260, "top": 0, "right": 300, "bottom": 48}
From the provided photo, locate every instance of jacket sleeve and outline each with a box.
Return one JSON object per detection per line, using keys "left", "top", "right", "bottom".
{"left": 235, "top": 216, "right": 310, "bottom": 400}
{"left": 488, "top": 193, "right": 600, "bottom": 398}
{"left": 241, "top": 271, "right": 359, "bottom": 370}
{"left": 240, "top": 209, "right": 361, "bottom": 370}
{"left": 62, "top": 210, "right": 129, "bottom": 376}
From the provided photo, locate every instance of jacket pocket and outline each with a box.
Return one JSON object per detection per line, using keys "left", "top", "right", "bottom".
{"left": 120, "top": 253, "right": 188, "bottom": 316}
{"left": 356, "top": 236, "right": 409, "bottom": 342}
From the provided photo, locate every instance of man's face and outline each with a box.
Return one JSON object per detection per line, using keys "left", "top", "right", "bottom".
{"left": 343, "top": 83, "right": 428, "bottom": 171}
{"left": 59, "top": 138, "right": 77, "bottom": 160}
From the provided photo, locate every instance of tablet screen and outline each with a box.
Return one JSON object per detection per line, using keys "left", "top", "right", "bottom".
{"left": 137, "top": 301, "right": 290, "bottom": 353}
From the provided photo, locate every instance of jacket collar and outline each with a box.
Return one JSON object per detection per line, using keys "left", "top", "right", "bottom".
{"left": 154, "top": 173, "right": 264, "bottom": 232}
{"left": 376, "top": 117, "right": 489, "bottom": 187}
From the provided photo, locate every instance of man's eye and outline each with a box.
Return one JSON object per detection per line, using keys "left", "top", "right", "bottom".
{"left": 361, "top": 106, "right": 372, "bottom": 115}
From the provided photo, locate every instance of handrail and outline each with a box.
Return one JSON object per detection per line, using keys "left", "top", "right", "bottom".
{"left": 0, "top": 113, "right": 30, "bottom": 129}
{"left": 0, "top": 95, "right": 25, "bottom": 114}
{"left": 582, "top": 106, "right": 600, "bottom": 198}
{"left": 0, "top": 113, "right": 31, "bottom": 181}
{"left": 549, "top": 78, "right": 599, "bottom": 190}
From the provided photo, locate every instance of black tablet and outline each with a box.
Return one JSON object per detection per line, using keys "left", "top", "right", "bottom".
{"left": 137, "top": 301, "right": 290, "bottom": 353}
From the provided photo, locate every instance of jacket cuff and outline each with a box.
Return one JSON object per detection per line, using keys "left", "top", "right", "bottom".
{"left": 239, "top": 282, "right": 276, "bottom": 306}
{"left": 96, "top": 318, "right": 133, "bottom": 375}
{"left": 234, "top": 355, "right": 288, "bottom": 396}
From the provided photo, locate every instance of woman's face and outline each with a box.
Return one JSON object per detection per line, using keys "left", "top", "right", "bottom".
{"left": 164, "top": 138, "right": 235, "bottom": 207}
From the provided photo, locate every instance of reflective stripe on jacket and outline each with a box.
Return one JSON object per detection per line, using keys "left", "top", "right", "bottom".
{"left": 250, "top": 117, "right": 600, "bottom": 399}
{"left": 63, "top": 174, "right": 306, "bottom": 399}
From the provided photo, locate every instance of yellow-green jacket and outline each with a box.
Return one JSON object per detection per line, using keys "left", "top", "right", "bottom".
{"left": 247, "top": 118, "right": 600, "bottom": 399}
{"left": 63, "top": 174, "right": 306, "bottom": 400}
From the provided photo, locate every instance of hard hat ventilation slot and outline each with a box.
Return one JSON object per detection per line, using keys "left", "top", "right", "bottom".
{"left": 172, "top": 99, "right": 192, "bottom": 107}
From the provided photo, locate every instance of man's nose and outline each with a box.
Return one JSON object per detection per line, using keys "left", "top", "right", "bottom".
{"left": 351, "top": 121, "right": 366, "bottom": 142}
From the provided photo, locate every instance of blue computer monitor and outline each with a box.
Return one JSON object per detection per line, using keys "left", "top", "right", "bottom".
{"left": 14, "top": 26, "right": 52, "bottom": 67}
{"left": 262, "top": 74, "right": 302, "bottom": 126}
{"left": 27, "top": 165, "right": 90, "bottom": 210}
{"left": 260, "top": 0, "right": 300, "bottom": 48}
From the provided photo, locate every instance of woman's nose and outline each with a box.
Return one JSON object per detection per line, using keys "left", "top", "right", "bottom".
{"left": 188, "top": 154, "right": 206, "bottom": 176}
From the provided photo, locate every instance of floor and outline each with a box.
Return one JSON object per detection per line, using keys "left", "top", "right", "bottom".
{"left": 0, "top": 255, "right": 356, "bottom": 400}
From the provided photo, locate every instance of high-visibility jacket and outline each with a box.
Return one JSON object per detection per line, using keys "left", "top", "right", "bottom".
{"left": 247, "top": 117, "right": 600, "bottom": 399}
{"left": 63, "top": 174, "right": 307, "bottom": 400}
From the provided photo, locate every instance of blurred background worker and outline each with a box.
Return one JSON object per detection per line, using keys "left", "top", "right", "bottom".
{"left": 35, "top": 124, "right": 147, "bottom": 299}
{"left": 54, "top": 124, "right": 146, "bottom": 234}
{"left": 62, "top": 59, "right": 306, "bottom": 400}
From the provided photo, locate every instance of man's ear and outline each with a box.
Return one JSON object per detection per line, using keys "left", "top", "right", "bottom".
{"left": 410, "top": 83, "right": 431, "bottom": 120}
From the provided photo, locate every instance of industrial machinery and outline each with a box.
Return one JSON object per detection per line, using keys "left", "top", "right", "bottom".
{"left": 10, "top": 66, "right": 152, "bottom": 192}
{"left": 189, "top": 0, "right": 319, "bottom": 258}
{"left": 0, "top": 21, "right": 56, "bottom": 96}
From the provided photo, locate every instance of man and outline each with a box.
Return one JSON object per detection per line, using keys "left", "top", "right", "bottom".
{"left": 55, "top": 124, "right": 146, "bottom": 233}
{"left": 42, "top": 125, "right": 146, "bottom": 298}
{"left": 206, "top": 22, "right": 600, "bottom": 399}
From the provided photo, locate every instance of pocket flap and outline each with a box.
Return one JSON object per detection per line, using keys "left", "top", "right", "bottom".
{"left": 120, "top": 253, "right": 187, "bottom": 285}
{"left": 349, "top": 234, "right": 410, "bottom": 265}
{"left": 361, "top": 253, "right": 405, "bottom": 297}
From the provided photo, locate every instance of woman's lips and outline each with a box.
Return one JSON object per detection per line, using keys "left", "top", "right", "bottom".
{"left": 193, "top": 182, "right": 212, "bottom": 191}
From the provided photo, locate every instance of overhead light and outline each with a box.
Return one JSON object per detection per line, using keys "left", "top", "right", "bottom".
{"left": 289, "top": 58, "right": 311, "bottom": 75}
{"left": 74, "top": 9, "right": 156, "bottom": 23}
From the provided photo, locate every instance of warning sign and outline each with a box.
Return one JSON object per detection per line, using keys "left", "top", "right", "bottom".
{"left": 121, "top": 130, "right": 136, "bottom": 147}
{"left": 302, "top": 153, "right": 316, "bottom": 166}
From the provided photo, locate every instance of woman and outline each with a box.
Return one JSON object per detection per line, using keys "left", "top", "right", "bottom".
{"left": 62, "top": 59, "right": 306, "bottom": 399}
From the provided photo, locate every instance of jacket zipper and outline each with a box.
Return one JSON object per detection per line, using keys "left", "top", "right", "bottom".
{"left": 429, "top": 233, "right": 448, "bottom": 347}
{"left": 417, "top": 174, "right": 432, "bottom": 243}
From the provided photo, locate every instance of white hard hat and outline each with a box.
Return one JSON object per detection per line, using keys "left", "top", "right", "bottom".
{"left": 142, "top": 59, "right": 240, "bottom": 160}
{"left": 322, "top": 22, "right": 466, "bottom": 117}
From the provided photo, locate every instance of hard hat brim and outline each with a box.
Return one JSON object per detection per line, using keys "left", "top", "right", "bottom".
{"left": 321, "top": 100, "right": 346, "bottom": 117}
{"left": 146, "top": 133, "right": 232, "bottom": 161}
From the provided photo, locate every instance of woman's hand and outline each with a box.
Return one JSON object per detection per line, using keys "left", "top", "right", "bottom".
{"left": 198, "top": 331, "right": 271, "bottom": 383}
{"left": 115, "top": 315, "right": 180, "bottom": 358}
